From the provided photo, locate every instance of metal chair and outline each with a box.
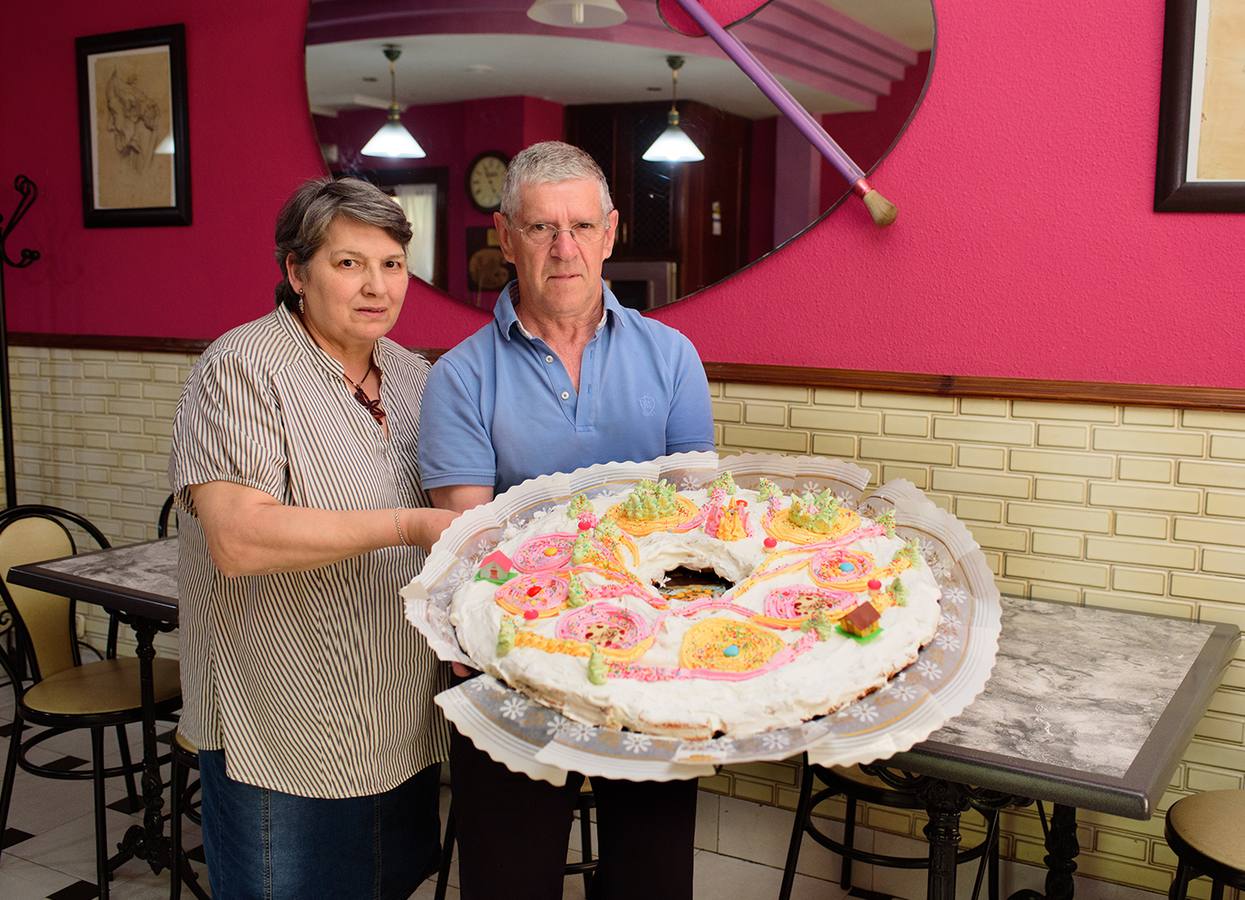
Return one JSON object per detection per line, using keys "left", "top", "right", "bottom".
{"left": 780, "top": 758, "right": 1003, "bottom": 900}
{"left": 1165, "top": 790, "right": 1245, "bottom": 900}
{"left": 0, "top": 505, "right": 182, "bottom": 899}
{"left": 157, "top": 493, "right": 178, "bottom": 539}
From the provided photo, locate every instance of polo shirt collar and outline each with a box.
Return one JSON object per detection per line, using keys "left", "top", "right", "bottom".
{"left": 494, "top": 280, "right": 627, "bottom": 343}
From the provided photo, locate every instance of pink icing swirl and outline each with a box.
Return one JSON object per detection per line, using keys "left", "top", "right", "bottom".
{"left": 764, "top": 586, "right": 858, "bottom": 620}
{"left": 556, "top": 602, "right": 652, "bottom": 650}
{"left": 513, "top": 533, "right": 575, "bottom": 572}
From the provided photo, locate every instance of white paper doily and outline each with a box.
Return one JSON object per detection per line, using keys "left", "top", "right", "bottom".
{"left": 403, "top": 452, "right": 1000, "bottom": 784}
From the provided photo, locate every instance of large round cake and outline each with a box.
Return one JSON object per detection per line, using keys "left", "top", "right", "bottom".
{"left": 451, "top": 474, "right": 942, "bottom": 739}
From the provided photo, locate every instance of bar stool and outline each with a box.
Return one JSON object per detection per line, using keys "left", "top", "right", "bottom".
{"left": 780, "top": 757, "right": 1002, "bottom": 900}
{"left": 1165, "top": 790, "right": 1245, "bottom": 900}
{"left": 168, "top": 730, "right": 209, "bottom": 900}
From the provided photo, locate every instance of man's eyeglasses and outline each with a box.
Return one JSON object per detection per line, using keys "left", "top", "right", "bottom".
{"left": 511, "top": 220, "right": 610, "bottom": 246}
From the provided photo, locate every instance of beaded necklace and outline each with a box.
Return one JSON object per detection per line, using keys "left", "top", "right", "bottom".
{"left": 346, "top": 362, "right": 386, "bottom": 424}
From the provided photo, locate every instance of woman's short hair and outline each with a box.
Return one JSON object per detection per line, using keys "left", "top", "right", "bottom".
{"left": 499, "top": 141, "right": 614, "bottom": 222}
{"left": 273, "top": 177, "right": 412, "bottom": 312}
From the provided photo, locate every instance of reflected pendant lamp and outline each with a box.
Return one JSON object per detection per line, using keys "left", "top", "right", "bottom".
{"left": 526, "top": 0, "right": 627, "bottom": 28}
{"left": 642, "top": 56, "right": 704, "bottom": 163}
{"left": 361, "top": 45, "right": 426, "bottom": 159}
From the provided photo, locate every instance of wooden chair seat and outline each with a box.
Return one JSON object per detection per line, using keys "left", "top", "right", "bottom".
{"left": 1165, "top": 790, "right": 1245, "bottom": 899}
{"left": 21, "top": 657, "right": 181, "bottom": 720}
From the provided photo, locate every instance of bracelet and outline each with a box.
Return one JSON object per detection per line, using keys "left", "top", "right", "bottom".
{"left": 392, "top": 508, "right": 413, "bottom": 547}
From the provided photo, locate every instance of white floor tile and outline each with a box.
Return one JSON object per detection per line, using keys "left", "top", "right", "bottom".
{"left": 695, "top": 790, "right": 720, "bottom": 852}
{"left": 694, "top": 848, "right": 849, "bottom": 900}
{"left": 0, "top": 855, "right": 81, "bottom": 898}
{"left": 717, "top": 796, "right": 865, "bottom": 885}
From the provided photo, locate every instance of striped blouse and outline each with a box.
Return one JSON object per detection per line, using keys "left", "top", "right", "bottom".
{"left": 169, "top": 304, "right": 449, "bottom": 798}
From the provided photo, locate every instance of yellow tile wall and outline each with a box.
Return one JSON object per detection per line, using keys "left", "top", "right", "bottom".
{"left": 10, "top": 350, "right": 1245, "bottom": 897}
{"left": 712, "top": 380, "right": 1245, "bottom": 898}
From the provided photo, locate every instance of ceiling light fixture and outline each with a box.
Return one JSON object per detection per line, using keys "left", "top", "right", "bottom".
{"left": 642, "top": 56, "right": 704, "bottom": 163}
{"left": 526, "top": 0, "right": 627, "bottom": 28}
{"left": 361, "top": 45, "right": 426, "bottom": 159}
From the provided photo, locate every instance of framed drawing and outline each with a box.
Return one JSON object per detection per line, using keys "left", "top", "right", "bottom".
{"left": 76, "top": 24, "right": 191, "bottom": 227}
{"left": 1155, "top": 0, "right": 1245, "bottom": 211}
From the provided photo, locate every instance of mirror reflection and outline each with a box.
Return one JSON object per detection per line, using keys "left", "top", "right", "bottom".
{"left": 305, "top": 0, "right": 934, "bottom": 310}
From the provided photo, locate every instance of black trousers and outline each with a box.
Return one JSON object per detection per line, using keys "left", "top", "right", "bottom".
{"left": 449, "top": 724, "right": 698, "bottom": 900}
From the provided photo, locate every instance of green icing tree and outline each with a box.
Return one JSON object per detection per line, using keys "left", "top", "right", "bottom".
{"left": 587, "top": 646, "right": 607, "bottom": 685}
{"left": 788, "top": 488, "right": 842, "bottom": 532}
{"left": 567, "top": 573, "right": 587, "bottom": 607}
{"left": 566, "top": 493, "right": 592, "bottom": 519}
{"left": 496, "top": 616, "right": 517, "bottom": 657}
{"left": 621, "top": 479, "right": 680, "bottom": 520}
{"left": 757, "top": 478, "right": 784, "bottom": 502}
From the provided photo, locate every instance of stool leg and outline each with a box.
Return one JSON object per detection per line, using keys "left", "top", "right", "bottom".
{"left": 579, "top": 794, "right": 594, "bottom": 896}
{"left": 115, "top": 724, "right": 138, "bottom": 807}
{"left": 0, "top": 714, "right": 23, "bottom": 867}
{"left": 1168, "top": 861, "right": 1192, "bottom": 900}
{"left": 779, "top": 760, "right": 816, "bottom": 900}
{"left": 1209, "top": 881, "right": 1223, "bottom": 900}
{"left": 169, "top": 752, "right": 186, "bottom": 900}
{"left": 841, "top": 792, "right": 859, "bottom": 890}
{"left": 90, "top": 727, "right": 110, "bottom": 900}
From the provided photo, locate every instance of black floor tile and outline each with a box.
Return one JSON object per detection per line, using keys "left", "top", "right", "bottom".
{"left": 1, "top": 825, "right": 35, "bottom": 849}
{"left": 46, "top": 880, "right": 99, "bottom": 900}
{"left": 106, "top": 794, "right": 144, "bottom": 814}
{"left": 41, "top": 754, "right": 89, "bottom": 773}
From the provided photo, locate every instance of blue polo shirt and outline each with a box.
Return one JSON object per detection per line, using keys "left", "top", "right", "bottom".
{"left": 418, "top": 282, "right": 714, "bottom": 494}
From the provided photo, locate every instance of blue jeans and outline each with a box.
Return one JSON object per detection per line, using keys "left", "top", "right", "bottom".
{"left": 198, "top": 750, "right": 441, "bottom": 900}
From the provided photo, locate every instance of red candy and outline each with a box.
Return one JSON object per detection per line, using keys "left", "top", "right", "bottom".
{"left": 867, "top": 579, "right": 882, "bottom": 591}
{"left": 763, "top": 537, "right": 777, "bottom": 548}
{"left": 522, "top": 609, "right": 539, "bottom": 620}
{"left": 578, "top": 520, "right": 591, "bottom": 531}
{"left": 526, "top": 585, "right": 541, "bottom": 597}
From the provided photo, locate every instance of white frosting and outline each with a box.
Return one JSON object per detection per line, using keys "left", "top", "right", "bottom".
{"left": 452, "top": 488, "right": 941, "bottom": 739}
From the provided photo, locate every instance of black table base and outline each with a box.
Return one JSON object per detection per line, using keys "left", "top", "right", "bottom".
{"left": 109, "top": 615, "right": 176, "bottom": 876}
{"left": 865, "top": 765, "right": 1079, "bottom": 900}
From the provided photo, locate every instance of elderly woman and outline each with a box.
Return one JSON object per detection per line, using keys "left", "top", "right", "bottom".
{"left": 169, "top": 177, "right": 455, "bottom": 898}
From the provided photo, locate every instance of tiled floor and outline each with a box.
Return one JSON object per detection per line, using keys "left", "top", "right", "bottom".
{"left": 0, "top": 684, "right": 854, "bottom": 900}
{"left": 1, "top": 683, "right": 1169, "bottom": 900}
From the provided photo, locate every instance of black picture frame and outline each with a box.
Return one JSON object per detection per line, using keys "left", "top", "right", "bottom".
{"left": 76, "top": 24, "right": 191, "bottom": 227}
{"left": 1155, "top": 0, "right": 1245, "bottom": 212}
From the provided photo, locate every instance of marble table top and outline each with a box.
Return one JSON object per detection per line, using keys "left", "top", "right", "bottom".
{"left": 9, "top": 538, "right": 1238, "bottom": 817}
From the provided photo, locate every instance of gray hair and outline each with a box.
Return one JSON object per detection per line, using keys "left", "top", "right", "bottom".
{"left": 273, "top": 177, "right": 412, "bottom": 312}
{"left": 499, "top": 141, "right": 614, "bottom": 222}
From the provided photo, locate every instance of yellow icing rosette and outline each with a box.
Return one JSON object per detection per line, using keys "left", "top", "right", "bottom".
{"left": 679, "top": 618, "right": 785, "bottom": 673}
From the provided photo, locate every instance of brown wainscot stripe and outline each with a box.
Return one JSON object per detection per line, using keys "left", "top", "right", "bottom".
{"left": 12, "top": 333, "right": 1245, "bottom": 411}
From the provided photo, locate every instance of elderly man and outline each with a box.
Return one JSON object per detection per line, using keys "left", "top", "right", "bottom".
{"left": 419, "top": 141, "right": 713, "bottom": 900}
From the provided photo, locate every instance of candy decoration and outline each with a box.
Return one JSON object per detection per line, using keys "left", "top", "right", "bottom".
{"left": 723, "top": 644, "right": 740, "bottom": 657}
{"left": 523, "top": 608, "right": 539, "bottom": 621}
{"left": 868, "top": 579, "right": 882, "bottom": 591}
{"left": 763, "top": 536, "right": 777, "bottom": 548}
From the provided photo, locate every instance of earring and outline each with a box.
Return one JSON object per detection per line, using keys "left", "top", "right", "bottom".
{"left": 298, "top": 290, "right": 305, "bottom": 315}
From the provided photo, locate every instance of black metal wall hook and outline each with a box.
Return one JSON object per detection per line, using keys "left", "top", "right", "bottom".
{"left": 0, "top": 173, "right": 41, "bottom": 508}
{"left": 1, "top": 175, "right": 41, "bottom": 268}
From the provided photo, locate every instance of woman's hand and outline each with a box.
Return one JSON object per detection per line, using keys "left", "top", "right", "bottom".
{"left": 402, "top": 507, "right": 459, "bottom": 551}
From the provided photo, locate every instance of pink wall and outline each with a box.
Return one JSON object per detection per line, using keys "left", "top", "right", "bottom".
{"left": 2, "top": 0, "right": 1243, "bottom": 388}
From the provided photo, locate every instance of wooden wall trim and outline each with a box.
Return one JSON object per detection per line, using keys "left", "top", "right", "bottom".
{"left": 701, "top": 362, "right": 1245, "bottom": 411}
{"left": 12, "top": 333, "right": 1245, "bottom": 411}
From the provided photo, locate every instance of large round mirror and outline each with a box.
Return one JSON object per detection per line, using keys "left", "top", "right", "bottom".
{"left": 306, "top": 0, "right": 934, "bottom": 310}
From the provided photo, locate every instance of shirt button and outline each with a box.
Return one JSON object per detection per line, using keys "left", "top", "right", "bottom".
{"left": 545, "top": 354, "right": 554, "bottom": 364}
{"left": 560, "top": 391, "right": 570, "bottom": 400}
